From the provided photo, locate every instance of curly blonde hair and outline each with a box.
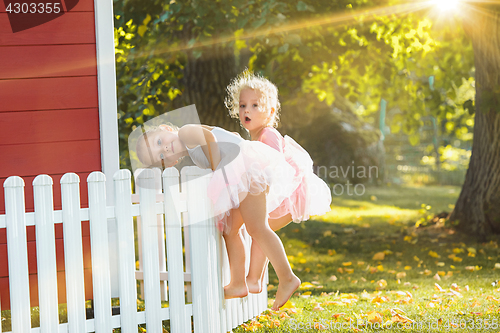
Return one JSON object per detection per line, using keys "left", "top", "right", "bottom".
{"left": 225, "top": 71, "right": 281, "bottom": 128}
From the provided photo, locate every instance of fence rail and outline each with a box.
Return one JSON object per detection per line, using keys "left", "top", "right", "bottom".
{"left": 1, "top": 167, "right": 267, "bottom": 333}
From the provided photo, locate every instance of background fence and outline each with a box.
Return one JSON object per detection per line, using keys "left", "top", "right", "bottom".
{"left": 0, "top": 166, "right": 267, "bottom": 332}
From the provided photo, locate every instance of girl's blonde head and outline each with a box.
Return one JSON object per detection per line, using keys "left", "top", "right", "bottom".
{"left": 225, "top": 71, "right": 281, "bottom": 128}
{"left": 136, "top": 123, "right": 180, "bottom": 168}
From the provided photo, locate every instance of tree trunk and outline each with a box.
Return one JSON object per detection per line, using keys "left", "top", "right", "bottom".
{"left": 449, "top": 7, "right": 500, "bottom": 238}
{"left": 172, "top": 40, "right": 244, "bottom": 134}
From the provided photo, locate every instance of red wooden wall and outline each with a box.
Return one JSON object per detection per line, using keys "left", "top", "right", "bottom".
{"left": 0, "top": 0, "right": 101, "bottom": 310}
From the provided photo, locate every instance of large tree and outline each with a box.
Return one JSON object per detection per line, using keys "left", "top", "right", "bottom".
{"left": 448, "top": 4, "right": 500, "bottom": 237}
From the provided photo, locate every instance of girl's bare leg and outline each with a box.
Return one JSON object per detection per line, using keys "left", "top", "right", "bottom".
{"left": 239, "top": 193, "right": 300, "bottom": 311}
{"left": 246, "top": 214, "right": 292, "bottom": 293}
{"left": 222, "top": 208, "right": 248, "bottom": 299}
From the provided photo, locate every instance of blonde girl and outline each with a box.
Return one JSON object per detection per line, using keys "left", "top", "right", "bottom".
{"left": 226, "top": 72, "right": 332, "bottom": 295}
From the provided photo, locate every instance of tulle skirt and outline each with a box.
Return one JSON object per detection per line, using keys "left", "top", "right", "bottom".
{"left": 268, "top": 136, "right": 332, "bottom": 222}
{"left": 207, "top": 140, "right": 300, "bottom": 232}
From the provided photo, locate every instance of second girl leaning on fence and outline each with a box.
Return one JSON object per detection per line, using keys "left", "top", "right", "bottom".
{"left": 135, "top": 120, "right": 301, "bottom": 310}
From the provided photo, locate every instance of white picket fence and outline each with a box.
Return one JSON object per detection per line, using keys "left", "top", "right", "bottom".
{"left": 0, "top": 166, "right": 268, "bottom": 333}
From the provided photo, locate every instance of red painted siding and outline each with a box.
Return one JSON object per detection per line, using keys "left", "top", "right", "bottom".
{"left": 0, "top": 77, "right": 99, "bottom": 112}
{"left": 0, "top": 13, "right": 96, "bottom": 45}
{"left": 0, "top": 108, "right": 100, "bottom": 145}
{"left": 0, "top": 45, "right": 98, "bottom": 79}
{"left": 0, "top": 0, "right": 101, "bottom": 310}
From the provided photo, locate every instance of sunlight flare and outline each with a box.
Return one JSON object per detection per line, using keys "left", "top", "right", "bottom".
{"left": 433, "top": 0, "right": 461, "bottom": 12}
{"left": 126, "top": 2, "right": 428, "bottom": 61}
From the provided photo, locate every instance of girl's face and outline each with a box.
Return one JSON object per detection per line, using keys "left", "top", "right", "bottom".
{"left": 238, "top": 88, "right": 274, "bottom": 133}
{"left": 138, "top": 126, "right": 184, "bottom": 167}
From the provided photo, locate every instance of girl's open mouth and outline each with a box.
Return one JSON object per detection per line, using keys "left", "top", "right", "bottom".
{"left": 245, "top": 117, "right": 251, "bottom": 122}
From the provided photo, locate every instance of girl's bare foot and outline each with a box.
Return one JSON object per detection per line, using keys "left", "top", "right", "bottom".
{"left": 246, "top": 277, "right": 262, "bottom": 294}
{"left": 271, "top": 274, "right": 300, "bottom": 311}
{"left": 224, "top": 283, "right": 249, "bottom": 299}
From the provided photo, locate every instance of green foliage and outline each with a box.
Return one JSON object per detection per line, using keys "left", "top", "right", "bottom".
{"left": 300, "top": 12, "right": 474, "bottom": 146}
{"left": 113, "top": 0, "right": 475, "bottom": 172}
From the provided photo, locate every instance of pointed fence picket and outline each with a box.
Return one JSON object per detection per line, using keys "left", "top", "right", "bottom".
{"left": 0, "top": 167, "right": 268, "bottom": 333}
{"left": 33, "top": 175, "right": 59, "bottom": 333}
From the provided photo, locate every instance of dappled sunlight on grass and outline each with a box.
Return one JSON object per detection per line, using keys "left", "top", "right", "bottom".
{"left": 320, "top": 203, "right": 418, "bottom": 225}
{"left": 236, "top": 184, "right": 500, "bottom": 332}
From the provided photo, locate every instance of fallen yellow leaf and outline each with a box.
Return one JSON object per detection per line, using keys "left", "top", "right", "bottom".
{"left": 434, "top": 283, "right": 444, "bottom": 292}
{"left": 486, "top": 296, "right": 500, "bottom": 303}
{"left": 376, "top": 279, "right": 388, "bottom": 290}
{"left": 299, "top": 282, "right": 315, "bottom": 290}
{"left": 372, "top": 252, "right": 385, "bottom": 260}
{"left": 371, "top": 295, "right": 390, "bottom": 304}
{"left": 391, "top": 313, "right": 413, "bottom": 323}
{"left": 367, "top": 311, "right": 384, "bottom": 324}
{"left": 467, "top": 247, "right": 476, "bottom": 254}
{"left": 281, "top": 300, "right": 295, "bottom": 309}
{"left": 428, "top": 251, "right": 440, "bottom": 258}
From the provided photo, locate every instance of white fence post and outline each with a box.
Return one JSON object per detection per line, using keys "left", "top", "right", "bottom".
{"left": 184, "top": 166, "right": 222, "bottom": 333}
{"left": 88, "top": 172, "right": 113, "bottom": 332}
{"left": 153, "top": 168, "right": 168, "bottom": 302}
{"left": 33, "top": 175, "right": 59, "bottom": 333}
{"left": 136, "top": 169, "right": 162, "bottom": 333}
{"left": 180, "top": 171, "right": 192, "bottom": 305}
{"left": 113, "top": 169, "right": 138, "bottom": 333}
{"left": 162, "top": 168, "right": 190, "bottom": 333}
{"left": 4, "top": 176, "right": 31, "bottom": 333}
{"left": 61, "top": 173, "right": 87, "bottom": 333}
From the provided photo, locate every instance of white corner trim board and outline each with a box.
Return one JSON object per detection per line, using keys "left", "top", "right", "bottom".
{"left": 94, "top": 0, "right": 120, "bottom": 206}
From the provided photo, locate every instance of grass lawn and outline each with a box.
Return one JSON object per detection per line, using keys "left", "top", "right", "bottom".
{"left": 235, "top": 184, "right": 500, "bottom": 332}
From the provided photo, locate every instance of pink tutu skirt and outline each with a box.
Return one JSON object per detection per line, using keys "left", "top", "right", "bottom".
{"left": 268, "top": 136, "right": 332, "bottom": 222}
{"left": 206, "top": 138, "right": 300, "bottom": 232}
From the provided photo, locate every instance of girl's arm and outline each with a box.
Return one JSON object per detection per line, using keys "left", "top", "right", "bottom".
{"left": 200, "top": 125, "right": 214, "bottom": 131}
{"left": 178, "top": 125, "right": 221, "bottom": 170}
{"left": 201, "top": 124, "right": 241, "bottom": 137}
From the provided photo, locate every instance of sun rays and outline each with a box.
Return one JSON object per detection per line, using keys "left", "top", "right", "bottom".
{"left": 127, "top": 1, "right": 432, "bottom": 61}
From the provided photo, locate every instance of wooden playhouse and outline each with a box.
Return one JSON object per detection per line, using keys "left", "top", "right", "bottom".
{"left": 0, "top": 0, "right": 119, "bottom": 310}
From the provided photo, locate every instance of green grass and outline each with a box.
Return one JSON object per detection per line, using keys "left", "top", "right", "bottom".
{"left": 235, "top": 184, "right": 500, "bottom": 332}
